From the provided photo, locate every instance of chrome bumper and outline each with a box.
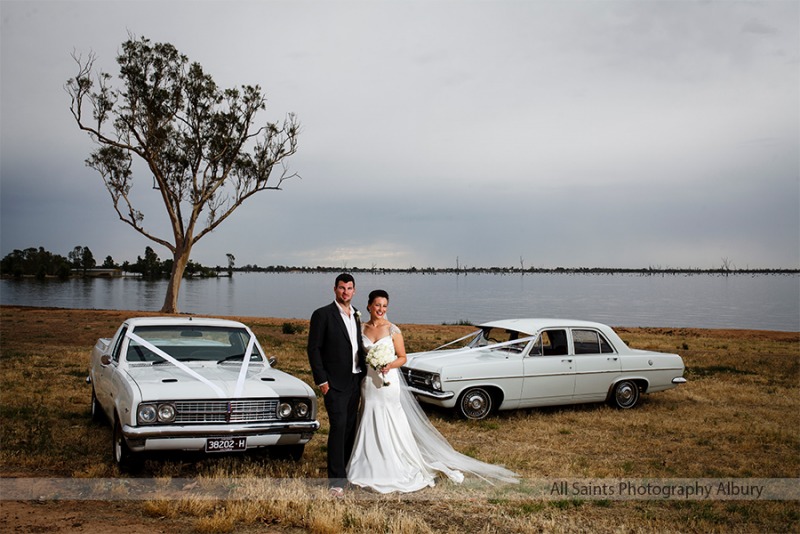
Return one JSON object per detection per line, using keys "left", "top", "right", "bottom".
{"left": 123, "top": 420, "right": 320, "bottom": 440}
{"left": 672, "top": 377, "right": 687, "bottom": 384}
{"left": 406, "top": 386, "right": 455, "bottom": 400}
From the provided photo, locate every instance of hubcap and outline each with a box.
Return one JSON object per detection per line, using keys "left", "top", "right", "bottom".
{"left": 468, "top": 395, "right": 485, "bottom": 410}
{"left": 616, "top": 382, "right": 637, "bottom": 407}
{"left": 462, "top": 390, "right": 490, "bottom": 419}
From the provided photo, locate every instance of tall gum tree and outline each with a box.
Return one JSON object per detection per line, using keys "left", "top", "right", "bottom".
{"left": 66, "top": 36, "right": 300, "bottom": 313}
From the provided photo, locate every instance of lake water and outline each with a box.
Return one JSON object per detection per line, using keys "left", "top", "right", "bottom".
{"left": 1, "top": 272, "right": 798, "bottom": 331}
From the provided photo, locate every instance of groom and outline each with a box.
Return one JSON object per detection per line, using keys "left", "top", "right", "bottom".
{"left": 307, "top": 273, "right": 366, "bottom": 495}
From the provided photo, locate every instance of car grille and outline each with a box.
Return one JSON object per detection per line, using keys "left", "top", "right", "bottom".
{"left": 174, "top": 399, "right": 278, "bottom": 424}
{"left": 401, "top": 368, "right": 436, "bottom": 392}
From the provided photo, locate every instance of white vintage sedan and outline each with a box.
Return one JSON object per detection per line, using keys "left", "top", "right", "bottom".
{"left": 402, "top": 319, "right": 686, "bottom": 420}
{"left": 87, "top": 317, "right": 319, "bottom": 469}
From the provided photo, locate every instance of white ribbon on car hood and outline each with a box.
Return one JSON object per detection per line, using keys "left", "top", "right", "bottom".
{"left": 126, "top": 331, "right": 227, "bottom": 398}
{"left": 233, "top": 334, "right": 257, "bottom": 398}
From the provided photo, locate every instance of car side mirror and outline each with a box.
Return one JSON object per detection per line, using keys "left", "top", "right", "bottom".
{"left": 268, "top": 356, "right": 277, "bottom": 367}
{"left": 100, "top": 355, "right": 112, "bottom": 366}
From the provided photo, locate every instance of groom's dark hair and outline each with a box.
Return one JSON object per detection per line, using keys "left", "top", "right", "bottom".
{"left": 335, "top": 273, "right": 355, "bottom": 286}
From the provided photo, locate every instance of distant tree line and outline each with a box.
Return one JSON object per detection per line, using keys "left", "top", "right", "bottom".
{"left": 234, "top": 265, "right": 799, "bottom": 275}
{"left": 1, "top": 247, "right": 74, "bottom": 279}
{"left": 3, "top": 247, "right": 797, "bottom": 280}
{"left": 1, "top": 246, "right": 217, "bottom": 280}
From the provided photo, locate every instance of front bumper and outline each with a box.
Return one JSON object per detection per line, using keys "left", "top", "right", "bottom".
{"left": 122, "top": 420, "right": 320, "bottom": 452}
{"left": 406, "top": 385, "right": 455, "bottom": 401}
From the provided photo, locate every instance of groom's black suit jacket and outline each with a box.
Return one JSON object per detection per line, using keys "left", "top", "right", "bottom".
{"left": 308, "top": 301, "right": 367, "bottom": 483}
{"left": 307, "top": 301, "right": 366, "bottom": 391}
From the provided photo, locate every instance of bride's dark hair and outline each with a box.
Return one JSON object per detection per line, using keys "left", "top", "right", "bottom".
{"left": 367, "top": 289, "right": 389, "bottom": 305}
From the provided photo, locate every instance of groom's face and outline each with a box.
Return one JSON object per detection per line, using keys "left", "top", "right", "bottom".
{"left": 334, "top": 281, "right": 355, "bottom": 306}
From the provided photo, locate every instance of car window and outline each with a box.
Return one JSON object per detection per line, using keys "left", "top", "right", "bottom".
{"left": 572, "top": 329, "right": 615, "bottom": 354}
{"left": 125, "top": 326, "right": 263, "bottom": 363}
{"left": 111, "top": 326, "right": 127, "bottom": 363}
{"left": 531, "top": 329, "right": 568, "bottom": 356}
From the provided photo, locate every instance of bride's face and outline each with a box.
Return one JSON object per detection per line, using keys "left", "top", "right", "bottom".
{"left": 368, "top": 297, "right": 389, "bottom": 321}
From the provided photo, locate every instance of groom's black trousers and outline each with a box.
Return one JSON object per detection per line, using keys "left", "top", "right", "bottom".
{"left": 323, "top": 372, "right": 362, "bottom": 487}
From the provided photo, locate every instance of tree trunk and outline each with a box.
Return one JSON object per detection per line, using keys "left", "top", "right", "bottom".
{"left": 160, "top": 247, "right": 190, "bottom": 313}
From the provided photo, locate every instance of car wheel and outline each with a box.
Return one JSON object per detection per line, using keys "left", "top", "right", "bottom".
{"left": 270, "top": 444, "right": 305, "bottom": 462}
{"left": 112, "top": 416, "right": 137, "bottom": 471}
{"left": 90, "top": 387, "right": 105, "bottom": 424}
{"left": 610, "top": 380, "right": 640, "bottom": 409}
{"left": 458, "top": 387, "right": 493, "bottom": 420}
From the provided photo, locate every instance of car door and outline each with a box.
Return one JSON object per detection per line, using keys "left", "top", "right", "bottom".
{"left": 94, "top": 325, "right": 127, "bottom": 415}
{"left": 571, "top": 328, "right": 621, "bottom": 402}
{"left": 520, "top": 329, "right": 576, "bottom": 406}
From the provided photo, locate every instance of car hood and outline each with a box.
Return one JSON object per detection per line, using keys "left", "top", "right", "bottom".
{"left": 126, "top": 363, "right": 313, "bottom": 400}
{"left": 405, "top": 347, "right": 501, "bottom": 373}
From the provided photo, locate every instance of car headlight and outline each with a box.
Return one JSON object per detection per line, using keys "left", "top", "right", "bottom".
{"left": 431, "top": 374, "right": 442, "bottom": 391}
{"left": 137, "top": 403, "right": 177, "bottom": 424}
{"left": 294, "top": 401, "right": 310, "bottom": 418}
{"left": 278, "top": 402, "right": 293, "bottom": 419}
{"left": 277, "top": 400, "right": 311, "bottom": 419}
{"left": 137, "top": 404, "right": 157, "bottom": 424}
{"left": 157, "top": 403, "right": 176, "bottom": 423}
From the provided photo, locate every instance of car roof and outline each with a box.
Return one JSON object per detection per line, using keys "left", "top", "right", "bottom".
{"left": 123, "top": 316, "right": 248, "bottom": 328}
{"left": 478, "top": 318, "right": 613, "bottom": 335}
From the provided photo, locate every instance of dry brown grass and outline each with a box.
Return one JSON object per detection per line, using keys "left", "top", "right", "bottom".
{"left": 1, "top": 305, "right": 798, "bottom": 533}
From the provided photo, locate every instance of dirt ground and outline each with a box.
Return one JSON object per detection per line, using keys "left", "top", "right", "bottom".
{"left": 1, "top": 499, "right": 193, "bottom": 534}
{"left": 0, "top": 483, "right": 288, "bottom": 534}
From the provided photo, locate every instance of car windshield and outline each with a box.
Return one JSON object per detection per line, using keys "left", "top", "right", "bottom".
{"left": 467, "top": 327, "right": 531, "bottom": 354}
{"left": 125, "top": 325, "right": 263, "bottom": 363}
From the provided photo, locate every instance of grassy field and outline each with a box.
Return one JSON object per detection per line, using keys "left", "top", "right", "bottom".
{"left": 1, "top": 305, "right": 798, "bottom": 533}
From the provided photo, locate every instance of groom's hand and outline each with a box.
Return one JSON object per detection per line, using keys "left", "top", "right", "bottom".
{"left": 319, "top": 382, "right": 330, "bottom": 395}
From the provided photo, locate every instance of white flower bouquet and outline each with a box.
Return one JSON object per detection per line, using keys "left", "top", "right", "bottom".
{"left": 366, "top": 342, "right": 395, "bottom": 386}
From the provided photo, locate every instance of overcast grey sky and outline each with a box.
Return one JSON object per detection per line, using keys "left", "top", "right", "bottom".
{"left": 1, "top": 0, "right": 798, "bottom": 270}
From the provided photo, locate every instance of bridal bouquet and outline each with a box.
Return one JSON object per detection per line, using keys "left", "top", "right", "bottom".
{"left": 366, "top": 343, "right": 395, "bottom": 386}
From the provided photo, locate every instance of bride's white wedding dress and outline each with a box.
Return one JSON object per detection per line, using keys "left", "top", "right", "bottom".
{"left": 347, "top": 326, "right": 518, "bottom": 494}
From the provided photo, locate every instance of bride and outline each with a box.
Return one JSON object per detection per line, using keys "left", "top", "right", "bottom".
{"left": 346, "top": 289, "right": 518, "bottom": 493}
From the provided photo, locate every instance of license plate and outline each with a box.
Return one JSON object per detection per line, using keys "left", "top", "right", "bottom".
{"left": 205, "top": 437, "right": 247, "bottom": 453}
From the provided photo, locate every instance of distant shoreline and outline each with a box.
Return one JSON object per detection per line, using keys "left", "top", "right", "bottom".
{"left": 3, "top": 267, "right": 799, "bottom": 281}
{"left": 227, "top": 266, "right": 800, "bottom": 275}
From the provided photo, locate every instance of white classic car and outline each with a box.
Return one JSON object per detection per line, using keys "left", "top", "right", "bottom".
{"left": 402, "top": 319, "right": 686, "bottom": 420}
{"left": 87, "top": 317, "right": 319, "bottom": 469}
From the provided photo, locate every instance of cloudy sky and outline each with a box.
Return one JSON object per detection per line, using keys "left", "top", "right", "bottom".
{"left": 1, "top": 0, "right": 798, "bottom": 270}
